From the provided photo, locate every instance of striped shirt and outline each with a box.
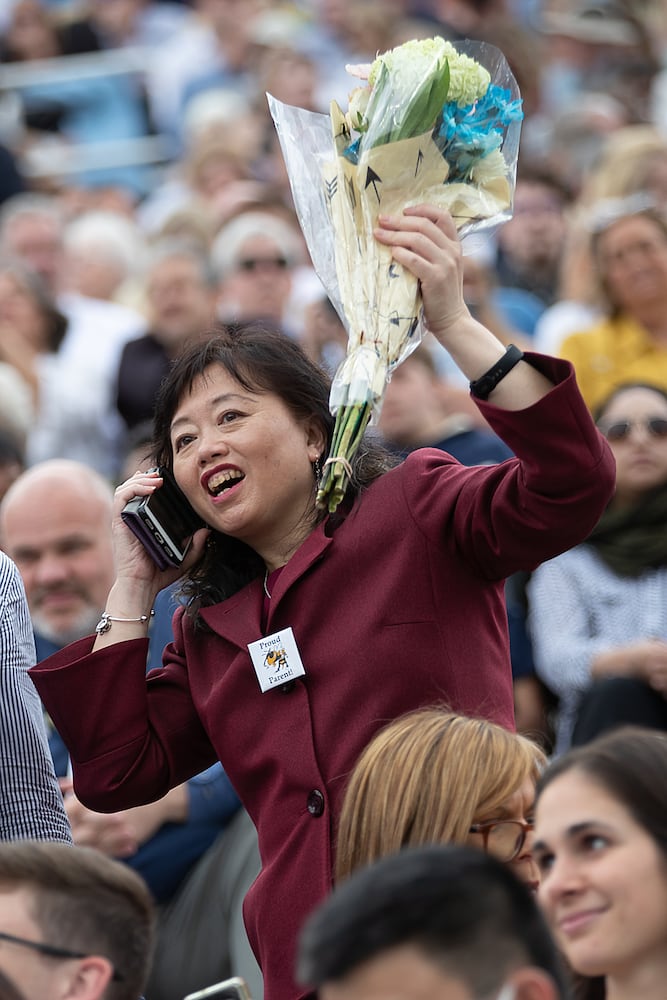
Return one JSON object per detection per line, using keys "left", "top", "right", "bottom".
{"left": 0, "top": 552, "right": 71, "bottom": 842}
{"left": 527, "top": 543, "right": 667, "bottom": 754}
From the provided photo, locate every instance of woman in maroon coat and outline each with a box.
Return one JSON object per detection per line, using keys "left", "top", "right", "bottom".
{"left": 30, "top": 205, "right": 615, "bottom": 1000}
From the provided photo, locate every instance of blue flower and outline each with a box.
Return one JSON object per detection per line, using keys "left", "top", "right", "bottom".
{"left": 435, "top": 84, "right": 523, "bottom": 182}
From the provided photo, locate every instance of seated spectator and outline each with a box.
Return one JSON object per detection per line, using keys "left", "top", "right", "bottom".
{"left": 528, "top": 382, "right": 667, "bottom": 752}
{"left": 0, "top": 840, "right": 155, "bottom": 1000}
{"left": 558, "top": 196, "right": 667, "bottom": 411}
{"left": 115, "top": 239, "right": 219, "bottom": 433}
{"left": 300, "top": 292, "right": 348, "bottom": 377}
{"left": 0, "top": 256, "right": 67, "bottom": 404}
{"left": 0, "top": 431, "right": 24, "bottom": 503}
{"left": 493, "top": 166, "right": 572, "bottom": 310}
{"left": 0, "top": 369, "right": 32, "bottom": 458}
{"left": 534, "top": 124, "right": 667, "bottom": 357}
{"left": 0, "top": 459, "right": 263, "bottom": 1000}
{"left": 577, "top": 124, "right": 667, "bottom": 212}
{"left": 535, "top": 123, "right": 667, "bottom": 355}
{"left": 534, "top": 725, "right": 667, "bottom": 1000}
{"left": 464, "top": 247, "right": 542, "bottom": 341}
{"left": 212, "top": 208, "right": 307, "bottom": 337}
{"left": 335, "top": 708, "right": 543, "bottom": 893}
{"left": 0, "top": 193, "right": 146, "bottom": 478}
{"left": 376, "top": 345, "right": 514, "bottom": 466}
{"left": 0, "top": 551, "right": 71, "bottom": 843}
{"left": 299, "top": 843, "right": 568, "bottom": 1000}
{"left": 62, "top": 209, "right": 147, "bottom": 308}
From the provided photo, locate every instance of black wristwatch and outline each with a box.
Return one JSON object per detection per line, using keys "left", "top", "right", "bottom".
{"left": 469, "top": 344, "right": 524, "bottom": 400}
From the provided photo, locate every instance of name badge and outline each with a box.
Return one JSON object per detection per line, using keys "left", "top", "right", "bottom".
{"left": 248, "top": 626, "right": 306, "bottom": 693}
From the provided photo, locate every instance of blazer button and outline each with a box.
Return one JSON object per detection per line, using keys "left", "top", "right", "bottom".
{"left": 307, "top": 789, "right": 325, "bottom": 817}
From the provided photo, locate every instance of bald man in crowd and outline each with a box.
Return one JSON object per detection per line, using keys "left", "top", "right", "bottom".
{"left": 0, "top": 459, "right": 263, "bottom": 1000}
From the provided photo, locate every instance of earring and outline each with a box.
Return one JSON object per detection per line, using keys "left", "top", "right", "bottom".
{"left": 313, "top": 456, "right": 323, "bottom": 485}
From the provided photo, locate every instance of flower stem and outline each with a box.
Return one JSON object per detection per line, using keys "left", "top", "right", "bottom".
{"left": 317, "top": 402, "right": 372, "bottom": 512}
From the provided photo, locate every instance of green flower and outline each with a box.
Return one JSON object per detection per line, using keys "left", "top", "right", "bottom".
{"left": 368, "top": 36, "right": 449, "bottom": 90}
{"left": 363, "top": 36, "right": 451, "bottom": 148}
{"left": 440, "top": 41, "right": 491, "bottom": 106}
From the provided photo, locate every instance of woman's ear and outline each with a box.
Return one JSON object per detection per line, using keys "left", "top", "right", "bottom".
{"left": 305, "top": 417, "right": 327, "bottom": 462}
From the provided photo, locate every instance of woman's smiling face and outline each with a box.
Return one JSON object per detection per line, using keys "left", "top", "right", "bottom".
{"left": 534, "top": 769, "right": 667, "bottom": 983}
{"left": 170, "top": 363, "right": 325, "bottom": 564}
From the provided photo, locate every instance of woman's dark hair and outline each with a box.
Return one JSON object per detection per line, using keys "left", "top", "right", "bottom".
{"left": 536, "top": 726, "right": 667, "bottom": 1000}
{"left": 152, "top": 322, "right": 395, "bottom": 614}
{"left": 536, "top": 725, "right": 667, "bottom": 856}
{"left": 592, "top": 380, "right": 667, "bottom": 423}
{"left": 0, "top": 257, "right": 67, "bottom": 352}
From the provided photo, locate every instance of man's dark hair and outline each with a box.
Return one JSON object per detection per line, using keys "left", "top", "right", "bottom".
{"left": 0, "top": 841, "right": 155, "bottom": 1000}
{"left": 298, "top": 844, "right": 569, "bottom": 998}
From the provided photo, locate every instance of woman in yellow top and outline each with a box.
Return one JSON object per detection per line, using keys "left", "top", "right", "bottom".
{"left": 559, "top": 198, "right": 667, "bottom": 411}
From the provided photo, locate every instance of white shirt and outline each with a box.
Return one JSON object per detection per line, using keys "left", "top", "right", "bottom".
{"left": 26, "top": 293, "right": 146, "bottom": 479}
{"left": 0, "top": 552, "right": 72, "bottom": 842}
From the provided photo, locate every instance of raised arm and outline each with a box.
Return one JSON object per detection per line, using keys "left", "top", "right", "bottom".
{"left": 373, "top": 204, "right": 553, "bottom": 409}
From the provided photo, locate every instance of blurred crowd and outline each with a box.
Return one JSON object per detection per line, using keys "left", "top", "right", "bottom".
{"left": 0, "top": 3, "right": 665, "bottom": 999}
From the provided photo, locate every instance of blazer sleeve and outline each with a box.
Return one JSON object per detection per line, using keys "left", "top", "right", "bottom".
{"left": 30, "top": 609, "right": 219, "bottom": 813}
{"left": 401, "top": 354, "right": 615, "bottom": 580}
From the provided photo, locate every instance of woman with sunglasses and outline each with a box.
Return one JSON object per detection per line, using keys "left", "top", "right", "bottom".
{"left": 528, "top": 381, "right": 667, "bottom": 752}
{"left": 335, "top": 708, "right": 543, "bottom": 892}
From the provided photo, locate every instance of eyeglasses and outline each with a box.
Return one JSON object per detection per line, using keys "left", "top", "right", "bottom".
{"left": 0, "top": 931, "right": 124, "bottom": 981}
{"left": 468, "top": 819, "right": 534, "bottom": 863}
{"left": 597, "top": 416, "right": 667, "bottom": 442}
{"left": 237, "top": 256, "right": 289, "bottom": 272}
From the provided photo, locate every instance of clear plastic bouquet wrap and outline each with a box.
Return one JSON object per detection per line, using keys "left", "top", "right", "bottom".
{"left": 268, "top": 37, "right": 523, "bottom": 512}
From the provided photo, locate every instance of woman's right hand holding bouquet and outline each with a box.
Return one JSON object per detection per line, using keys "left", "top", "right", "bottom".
{"left": 374, "top": 203, "right": 553, "bottom": 411}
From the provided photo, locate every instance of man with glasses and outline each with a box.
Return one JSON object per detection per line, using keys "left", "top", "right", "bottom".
{"left": 298, "top": 844, "right": 567, "bottom": 1000}
{"left": 0, "top": 840, "right": 154, "bottom": 1000}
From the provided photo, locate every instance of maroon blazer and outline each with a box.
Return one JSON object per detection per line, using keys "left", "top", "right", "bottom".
{"left": 31, "top": 355, "right": 615, "bottom": 1000}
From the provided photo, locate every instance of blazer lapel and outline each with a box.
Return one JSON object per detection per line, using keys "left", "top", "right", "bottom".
{"left": 199, "top": 523, "right": 335, "bottom": 647}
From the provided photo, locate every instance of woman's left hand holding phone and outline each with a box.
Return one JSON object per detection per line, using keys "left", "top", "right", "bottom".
{"left": 94, "top": 470, "right": 210, "bottom": 650}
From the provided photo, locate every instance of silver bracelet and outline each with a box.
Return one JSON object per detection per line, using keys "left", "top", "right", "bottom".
{"left": 95, "top": 611, "right": 155, "bottom": 635}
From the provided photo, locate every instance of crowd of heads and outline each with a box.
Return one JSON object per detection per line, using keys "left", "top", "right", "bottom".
{"left": 0, "top": 1, "right": 666, "bottom": 999}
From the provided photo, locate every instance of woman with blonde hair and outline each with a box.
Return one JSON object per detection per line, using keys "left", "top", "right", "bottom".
{"left": 335, "top": 707, "right": 545, "bottom": 890}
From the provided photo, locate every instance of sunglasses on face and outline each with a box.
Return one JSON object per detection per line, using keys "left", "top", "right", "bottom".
{"left": 597, "top": 416, "right": 667, "bottom": 442}
{"left": 237, "top": 256, "right": 289, "bottom": 272}
{"left": 468, "top": 818, "right": 533, "bottom": 863}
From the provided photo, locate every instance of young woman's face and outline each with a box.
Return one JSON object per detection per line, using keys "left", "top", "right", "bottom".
{"left": 534, "top": 770, "right": 667, "bottom": 982}
{"left": 170, "top": 364, "right": 324, "bottom": 562}
{"left": 466, "top": 775, "right": 540, "bottom": 893}
{"left": 596, "top": 386, "right": 667, "bottom": 506}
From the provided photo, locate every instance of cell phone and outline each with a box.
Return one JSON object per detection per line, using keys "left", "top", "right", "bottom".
{"left": 182, "top": 977, "right": 252, "bottom": 1000}
{"left": 121, "top": 466, "right": 204, "bottom": 571}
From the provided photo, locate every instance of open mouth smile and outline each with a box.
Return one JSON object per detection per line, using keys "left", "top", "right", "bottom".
{"left": 205, "top": 468, "right": 245, "bottom": 497}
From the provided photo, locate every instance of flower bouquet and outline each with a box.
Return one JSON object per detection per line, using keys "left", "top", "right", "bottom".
{"left": 268, "top": 37, "right": 523, "bottom": 512}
